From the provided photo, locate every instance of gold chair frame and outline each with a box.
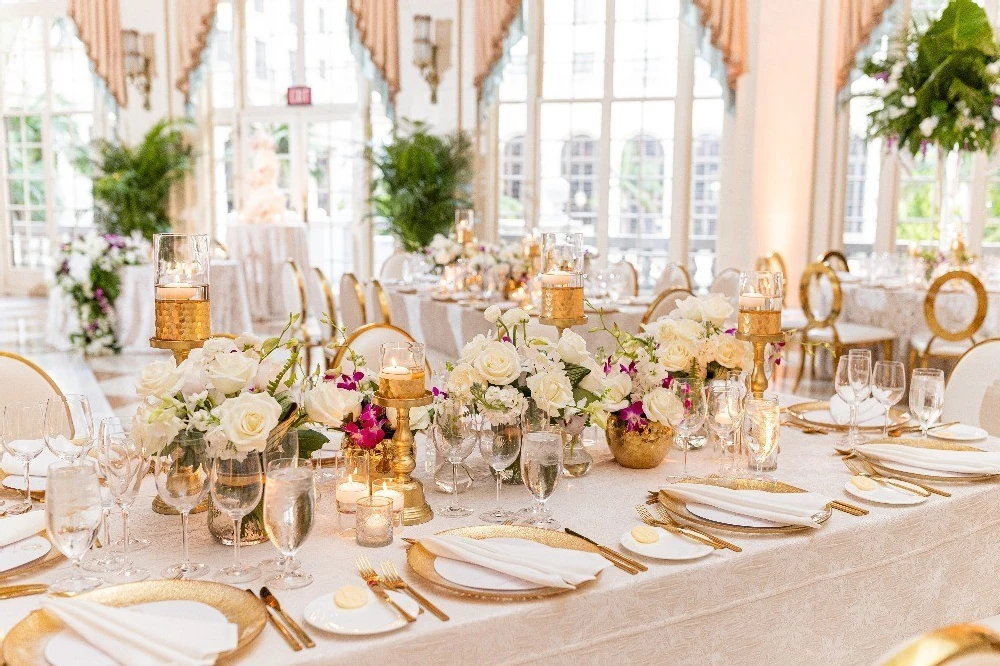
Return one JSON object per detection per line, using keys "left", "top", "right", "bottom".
{"left": 910, "top": 270, "right": 988, "bottom": 370}
{"left": 755, "top": 251, "right": 788, "bottom": 306}
{"left": 0, "top": 351, "right": 65, "bottom": 399}
{"left": 313, "top": 266, "right": 339, "bottom": 344}
{"left": 641, "top": 288, "right": 693, "bottom": 325}
{"left": 820, "top": 250, "right": 849, "bottom": 273}
{"left": 622, "top": 261, "right": 640, "bottom": 297}
{"left": 659, "top": 262, "right": 692, "bottom": 292}
{"left": 328, "top": 322, "right": 429, "bottom": 375}
{"left": 340, "top": 272, "right": 368, "bottom": 330}
{"left": 283, "top": 258, "right": 315, "bottom": 369}
{"left": 370, "top": 279, "right": 392, "bottom": 325}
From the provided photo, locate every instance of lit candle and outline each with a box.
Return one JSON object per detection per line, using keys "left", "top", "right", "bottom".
{"left": 373, "top": 482, "right": 404, "bottom": 512}
{"left": 364, "top": 513, "right": 390, "bottom": 531}
{"left": 379, "top": 364, "right": 412, "bottom": 379}
{"left": 336, "top": 475, "right": 368, "bottom": 512}
{"left": 156, "top": 283, "right": 199, "bottom": 300}
{"left": 739, "top": 292, "right": 766, "bottom": 310}
{"left": 541, "top": 271, "right": 574, "bottom": 287}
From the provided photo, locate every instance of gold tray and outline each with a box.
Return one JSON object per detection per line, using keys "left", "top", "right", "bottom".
{"left": 658, "top": 476, "right": 832, "bottom": 534}
{"left": 406, "top": 524, "right": 601, "bottom": 601}
{"left": 787, "top": 401, "right": 910, "bottom": 432}
{"left": 0, "top": 532, "right": 63, "bottom": 583}
{"left": 855, "top": 438, "right": 997, "bottom": 483}
{"left": 3, "top": 580, "right": 267, "bottom": 666}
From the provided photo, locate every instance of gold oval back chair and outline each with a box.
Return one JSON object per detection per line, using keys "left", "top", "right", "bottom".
{"left": 339, "top": 273, "right": 367, "bottom": 334}
{"left": 0, "top": 352, "right": 65, "bottom": 407}
{"left": 280, "top": 258, "right": 319, "bottom": 370}
{"left": 754, "top": 252, "right": 788, "bottom": 306}
{"left": 821, "top": 250, "right": 849, "bottom": 273}
{"left": 909, "top": 270, "right": 988, "bottom": 372}
{"left": 641, "top": 288, "right": 693, "bottom": 325}
{"left": 654, "top": 262, "right": 692, "bottom": 293}
{"left": 368, "top": 279, "right": 392, "bottom": 325}
{"left": 328, "top": 323, "right": 431, "bottom": 378}
{"left": 313, "top": 267, "right": 340, "bottom": 345}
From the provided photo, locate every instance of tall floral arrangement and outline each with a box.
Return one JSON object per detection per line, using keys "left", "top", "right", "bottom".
{"left": 52, "top": 233, "right": 150, "bottom": 355}
{"left": 242, "top": 130, "right": 288, "bottom": 224}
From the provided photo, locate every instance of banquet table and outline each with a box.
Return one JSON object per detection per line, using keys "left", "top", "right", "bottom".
{"left": 4, "top": 425, "right": 1000, "bottom": 666}
{"left": 226, "top": 223, "right": 314, "bottom": 322}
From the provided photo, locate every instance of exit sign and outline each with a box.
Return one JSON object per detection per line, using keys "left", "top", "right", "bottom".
{"left": 287, "top": 86, "right": 312, "bottom": 106}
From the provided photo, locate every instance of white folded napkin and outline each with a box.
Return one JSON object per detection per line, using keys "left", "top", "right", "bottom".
{"left": 1, "top": 446, "right": 59, "bottom": 477}
{"left": 660, "top": 483, "right": 832, "bottom": 528}
{"left": 0, "top": 510, "right": 46, "bottom": 547}
{"left": 859, "top": 443, "right": 1000, "bottom": 475}
{"left": 41, "top": 597, "right": 238, "bottom": 666}
{"left": 829, "top": 395, "right": 885, "bottom": 426}
{"left": 418, "top": 535, "right": 610, "bottom": 589}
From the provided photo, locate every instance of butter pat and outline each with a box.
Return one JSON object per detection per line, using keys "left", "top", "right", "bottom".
{"left": 334, "top": 585, "right": 368, "bottom": 609}
{"left": 850, "top": 475, "right": 877, "bottom": 492}
{"left": 630, "top": 525, "right": 660, "bottom": 544}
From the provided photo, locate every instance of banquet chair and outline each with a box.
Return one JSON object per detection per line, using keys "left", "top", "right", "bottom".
{"left": 330, "top": 323, "right": 430, "bottom": 379}
{"left": 211, "top": 239, "right": 230, "bottom": 259}
{"left": 909, "top": 270, "right": 988, "bottom": 372}
{"left": 641, "top": 288, "right": 693, "bottom": 325}
{"left": 312, "top": 266, "right": 340, "bottom": 351}
{"left": 380, "top": 252, "right": 409, "bottom": 282}
{"left": 280, "top": 259, "right": 323, "bottom": 370}
{"left": 0, "top": 352, "right": 64, "bottom": 407}
{"left": 620, "top": 261, "right": 640, "bottom": 297}
{"left": 339, "top": 273, "right": 367, "bottom": 334}
{"left": 942, "top": 339, "right": 1000, "bottom": 436}
{"left": 653, "top": 262, "right": 692, "bottom": 294}
{"left": 793, "top": 262, "right": 896, "bottom": 392}
{"left": 710, "top": 268, "right": 742, "bottom": 302}
{"left": 367, "top": 280, "right": 392, "bottom": 325}
{"left": 821, "top": 250, "right": 849, "bottom": 273}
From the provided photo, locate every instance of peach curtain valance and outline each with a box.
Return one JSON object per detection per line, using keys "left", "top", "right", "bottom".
{"left": 347, "top": 0, "right": 400, "bottom": 106}
{"left": 67, "top": 0, "right": 127, "bottom": 108}
{"left": 474, "top": 0, "right": 522, "bottom": 99}
{"left": 691, "top": 0, "right": 748, "bottom": 90}
{"left": 176, "top": 0, "right": 219, "bottom": 101}
{"left": 836, "top": 0, "right": 895, "bottom": 90}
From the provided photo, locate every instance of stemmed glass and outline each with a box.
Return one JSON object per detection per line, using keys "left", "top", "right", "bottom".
{"left": 1, "top": 402, "right": 45, "bottom": 514}
{"left": 433, "top": 398, "right": 477, "bottom": 517}
{"left": 212, "top": 451, "right": 264, "bottom": 584}
{"left": 44, "top": 394, "right": 94, "bottom": 463}
{"left": 519, "top": 431, "right": 563, "bottom": 529}
{"left": 85, "top": 417, "right": 125, "bottom": 574}
{"left": 835, "top": 350, "right": 872, "bottom": 446}
{"left": 478, "top": 416, "right": 522, "bottom": 524}
{"left": 46, "top": 461, "right": 104, "bottom": 594}
{"left": 909, "top": 368, "right": 945, "bottom": 437}
{"left": 744, "top": 395, "right": 781, "bottom": 477}
{"left": 667, "top": 379, "right": 706, "bottom": 479}
{"left": 259, "top": 431, "right": 300, "bottom": 572}
{"left": 872, "top": 361, "right": 906, "bottom": 438}
{"left": 707, "top": 381, "right": 744, "bottom": 476}
{"left": 263, "top": 458, "right": 315, "bottom": 589}
{"left": 153, "top": 433, "right": 210, "bottom": 579}
{"left": 101, "top": 428, "right": 150, "bottom": 582}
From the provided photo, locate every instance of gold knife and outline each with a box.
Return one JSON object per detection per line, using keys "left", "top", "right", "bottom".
{"left": 563, "top": 528, "right": 648, "bottom": 573}
{"left": 259, "top": 587, "right": 315, "bottom": 648}
{"left": 0, "top": 584, "right": 48, "bottom": 600}
{"left": 248, "top": 589, "right": 301, "bottom": 651}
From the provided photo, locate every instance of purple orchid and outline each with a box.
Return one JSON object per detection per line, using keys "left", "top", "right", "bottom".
{"left": 333, "top": 370, "right": 365, "bottom": 390}
{"left": 432, "top": 386, "right": 448, "bottom": 399}
{"left": 619, "top": 401, "right": 648, "bottom": 433}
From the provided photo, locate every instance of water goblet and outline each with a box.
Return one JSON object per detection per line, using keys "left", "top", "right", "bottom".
{"left": 44, "top": 394, "right": 94, "bottom": 464}
{"left": 46, "top": 460, "right": 104, "bottom": 594}
{"left": 478, "top": 415, "right": 522, "bottom": 523}
{"left": 872, "top": 361, "right": 906, "bottom": 438}
{"left": 264, "top": 458, "right": 315, "bottom": 589}
{"left": 212, "top": 450, "right": 264, "bottom": 584}
{"left": 1, "top": 402, "right": 45, "bottom": 515}
{"left": 433, "top": 398, "right": 477, "bottom": 517}
{"left": 667, "top": 379, "right": 706, "bottom": 479}
{"left": 744, "top": 395, "right": 781, "bottom": 476}
{"left": 909, "top": 368, "right": 945, "bottom": 437}
{"left": 519, "top": 431, "right": 563, "bottom": 529}
{"left": 707, "top": 381, "right": 743, "bottom": 475}
{"left": 835, "top": 350, "right": 872, "bottom": 446}
{"left": 101, "top": 429, "right": 150, "bottom": 582}
{"left": 153, "top": 433, "right": 210, "bottom": 579}
{"left": 258, "top": 431, "right": 301, "bottom": 572}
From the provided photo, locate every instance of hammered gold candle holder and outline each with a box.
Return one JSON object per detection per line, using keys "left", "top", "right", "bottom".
{"left": 373, "top": 392, "right": 434, "bottom": 526}
{"left": 736, "top": 271, "right": 785, "bottom": 399}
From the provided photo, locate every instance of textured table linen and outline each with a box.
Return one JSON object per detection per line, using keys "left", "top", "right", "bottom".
{"left": 226, "top": 223, "right": 313, "bottom": 322}
{"left": 2, "top": 427, "right": 1000, "bottom": 666}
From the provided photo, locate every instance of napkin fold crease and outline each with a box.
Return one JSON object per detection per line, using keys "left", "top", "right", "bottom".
{"left": 859, "top": 443, "right": 1000, "bottom": 475}
{"left": 660, "top": 483, "right": 832, "bottom": 528}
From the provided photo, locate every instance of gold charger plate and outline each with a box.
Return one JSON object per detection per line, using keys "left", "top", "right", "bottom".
{"left": 406, "top": 524, "right": 602, "bottom": 601}
{"left": 658, "top": 476, "right": 832, "bottom": 534}
{"left": 3, "top": 580, "right": 267, "bottom": 666}
{"left": 787, "top": 401, "right": 910, "bottom": 432}
{"left": 855, "top": 438, "right": 998, "bottom": 483}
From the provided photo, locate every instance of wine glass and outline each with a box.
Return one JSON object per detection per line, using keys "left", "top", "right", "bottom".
{"left": 259, "top": 437, "right": 301, "bottom": 573}
{"left": 433, "top": 398, "right": 477, "bottom": 517}
{"left": 263, "top": 457, "right": 315, "bottom": 589}
{"left": 872, "top": 361, "right": 906, "bottom": 438}
{"left": 667, "top": 379, "right": 706, "bottom": 479}
{"left": 153, "top": 433, "right": 210, "bottom": 579}
{"left": 1, "top": 402, "right": 45, "bottom": 515}
{"left": 834, "top": 350, "right": 872, "bottom": 446}
{"left": 909, "top": 368, "right": 945, "bottom": 437}
{"left": 519, "top": 431, "right": 563, "bottom": 529}
{"left": 212, "top": 451, "right": 264, "bottom": 584}
{"left": 101, "top": 428, "right": 150, "bottom": 582}
{"left": 707, "top": 381, "right": 743, "bottom": 475}
{"left": 44, "top": 394, "right": 94, "bottom": 463}
{"left": 46, "top": 460, "right": 104, "bottom": 594}
{"left": 478, "top": 416, "right": 522, "bottom": 523}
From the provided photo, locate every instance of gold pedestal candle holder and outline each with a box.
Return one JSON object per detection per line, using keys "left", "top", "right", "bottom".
{"left": 373, "top": 392, "right": 434, "bottom": 526}
{"left": 736, "top": 269, "right": 785, "bottom": 399}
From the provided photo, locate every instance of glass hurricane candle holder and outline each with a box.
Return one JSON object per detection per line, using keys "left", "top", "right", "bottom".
{"left": 153, "top": 234, "right": 211, "bottom": 342}
{"left": 378, "top": 342, "right": 426, "bottom": 400}
{"left": 355, "top": 496, "right": 393, "bottom": 547}
{"left": 540, "top": 232, "right": 585, "bottom": 321}
{"left": 737, "top": 271, "right": 783, "bottom": 337}
{"left": 745, "top": 396, "right": 780, "bottom": 475}
{"left": 455, "top": 209, "right": 475, "bottom": 244}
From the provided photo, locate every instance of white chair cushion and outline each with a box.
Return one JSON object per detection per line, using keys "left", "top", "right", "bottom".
{"left": 908, "top": 331, "right": 974, "bottom": 358}
{"left": 380, "top": 252, "right": 409, "bottom": 282}
{"left": 804, "top": 323, "right": 895, "bottom": 345}
{"left": 0, "top": 355, "right": 62, "bottom": 407}
{"left": 943, "top": 340, "right": 1000, "bottom": 435}
{"left": 780, "top": 308, "right": 807, "bottom": 331}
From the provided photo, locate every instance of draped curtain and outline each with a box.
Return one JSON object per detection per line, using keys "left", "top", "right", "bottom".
{"left": 175, "top": 0, "right": 219, "bottom": 101}
{"left": 474, "top": 0, "right": 523, "bottom": 110}
{"left": 347, "top": 0, "right": 400, "bottom": 109}
{"left": 67, "top": 0, "right": 128, "bottom": 108}
{"left": 836, "top": 0, "right": 896, "bottom": 90}
{"left": 690, "top": 0, "right": 748, "bottom": 90}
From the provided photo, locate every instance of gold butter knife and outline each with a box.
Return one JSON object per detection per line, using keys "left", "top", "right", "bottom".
{"left": 259, "top": 587, "right": 315, "bottom": 648}
{"left": 564, "top": 528, "right": 647, "bottom": 573}
{"left": 248, "top": 589, "right": 301, "bottom": 651}
{"left": 0, "top": 584, "right": 48, "bottom": 600}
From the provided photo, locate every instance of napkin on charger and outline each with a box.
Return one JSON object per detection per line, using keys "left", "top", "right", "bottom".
{"left": 859, "top": 443, "right": 1000, "bottom": 475}
{"left": 417, "top": 535, "right": 610, "bottom": 589}
{"left": 0, "top": 510, "right": 46, "bottom": 547}
{"left": 829, "top": 395, "right": 885, "bottom": 426}
{"left": 41, "top": 597, "right": 238, "bottom": 666}
{"left": 1, "top": 446, "right": 59, "bottom": 477}
{"left": 660, "top": 483, "right": 832, "bottom": 529}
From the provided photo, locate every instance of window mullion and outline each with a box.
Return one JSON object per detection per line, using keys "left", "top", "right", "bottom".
{"left": 968, "top": 152, "right": 988, "bottom": 255}
{"left": 595, "top": 0, "right": 614, "bottom": 260}
{"left": 233, "top": 0, "right": 247, "bottom": 213}
{"left": 524, "top": 0, "right": 542, "bottom": 233}
{"left": 670, "top": 16, "right": 695, "bottom": 265}
{"left": 295, "top": 0, "right": 305, "bottom": 84}
{"left": 875, "top": 150, "right": 899, "bottom": 252}
{"left": 42, "top": 15, "right": 55, "bottom": 249}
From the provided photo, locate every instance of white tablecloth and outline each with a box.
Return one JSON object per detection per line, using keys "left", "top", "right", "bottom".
{"left": 45, "top": 260, "right": 254, "bottom": 352}
{"left": 4, "top": 425, "right": 1000, "bottom": 665}
{"left": 227, "top": 223, "right": 313, "bottom": 322}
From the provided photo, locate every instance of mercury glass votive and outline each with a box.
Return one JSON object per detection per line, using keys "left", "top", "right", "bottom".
{"left": 737, "top": 271, "right": 783, "bottom": 337}
{"left": 356, "top": 496, "right": 393, "bottom": 547}
{"left": 378, "top": 342, "right": 426, "bottom": 400}
{"left": 540, "top": 233, "right": 585, "bottom": 320}
{"left": 153, "top": 234, "right": 211, "bottom": 342}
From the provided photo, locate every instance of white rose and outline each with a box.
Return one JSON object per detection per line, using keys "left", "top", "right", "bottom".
{"left": 136, "top": 359, "right": 186, "bottom": 398}
{"left": 901, "top": 94, "right": 917, "bottom": 109}
{"left": 992, "top": 106, "right": 1000, "bottom": 122}
{"left": 483, "top": 304, "right": 502, "bottom": 324}
{"left": 205, "top": 352, "right": 259, "bottom": 395}
{"left": 500, "top": 308, "right": 529, "bottom": 326}
{"left": 447, "top": 363, "right": 482, "bottom": 397}
{"left": 578, "top": 357, "right": 604, "bottom": 394}
{"left": 987, "top": 60, "right": 1000, "bottom": 76}
{"left": 700, "top": 294, "right": 734, "bottom": 326}
{"left": 672, "top": 296, "right": 704, "bottom": 322}
{"left": 659, "top": 338, "right": 695, "bottom": 372}
{"left": 252, "top": 357, "right": 283, "bottom": 392}
{"left": 460, "top": 334, "right": 490, "bottom": 363}
{"left": 304, "top": 383, "right": 362, "bottom": 428}
{"left": 202, "top": 337, "right": 238, "bottom": 360}
{"left": 644, "top": 387, "right": 683, "bottom": 427}
{"left": 920, "top": 116, "right": 939, "bottom": 137}
{"left": 434, "top": 249, "right": 452, "bottom": 265}
{"left": 601, "top": 370, "right": 632, "bottom": 412}
{"left": 472, "top": 341, "right": 522, "bottom": 386}
{"left": 387, "top": 404, "right": 432, "bottom": 431}
{"left": 215, "top": 392, "right": 283, "bottom": 453}
{"left": 526, "top": 371, "right": 574, "bottom": 415}
{"left": 132, "top": 403, "right": 183, "bottom": 455}
{"left": 555, "top": 329, "right": 588, "bottom": 364}
{"left": 713, "top": 334, "right": 748, "bottom": 370}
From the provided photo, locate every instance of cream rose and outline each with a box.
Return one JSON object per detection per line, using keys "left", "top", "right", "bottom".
{"left": 578, "top": 357, "right": 605, "bottom": 394}
{"left": 136, "top": 359, "right": 186, "bottom": 398}
{"left": 526, "top": 371, "right": 573, "bottom": 415}
{"left": 601, "top": 370, "right": 632, "bottom": 412}
{"left": 672, "top": 296, "right": 704, "bottom": 322}
{"left": 500, "top": 308, "right": 530, "bottom": 326}
{"left": 713, "top": 333, "right": 747, "bottom": 369}
{"left": 132, "top": 403, "right": 183, "bottom": 455}
{"left": 387, "top": 404, "right": 432, "bottom": 431}
{"left": 201, "top": 337, "right": 238, "bottom": 361}
{"left": 555, "top": 329, "right": 588, "bottom": 364}
{"left": 205, "top": 352, "right": 259, "bottom": 394}
{"left": 304, "top": 383, "right": 362, "bottom": 428}
{"left": 472, "top": 341, "right": 521, "bottom": 386}
{"left": 483, "top": 304, "right": 503, "bottom": 324}
{"left": 460, "top": 334, "right": 490, "bottom": 363}
{"left": 215, "top": 392, "right": 283, "bottom": 453}
{"left": 644, "top": 387, "right": 683, "bottom": 427}
{"left": 700, "top": 294, "right": 734, "bottom": 326}
{"left": 659, "top": 338, "right": 695, "bottom": 372}
{"left": 447, "top": 363, "right": 482, "bottom": 397}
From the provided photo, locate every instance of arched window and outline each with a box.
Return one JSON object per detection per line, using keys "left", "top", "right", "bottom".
{"left": 619, "top": 134, "right": 665, "bottom": 236}
{"left": 500, "top": 134, "right": 525, "bottom": 219}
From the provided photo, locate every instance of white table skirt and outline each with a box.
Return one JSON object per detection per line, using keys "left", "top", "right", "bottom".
{"left": 45, "top": 260, "right": 254, "bottom": 353}
{"left": 3, "top": 425, "right": 1000, "bottom": 665}
{"left": 226, "top": 223, "right": 314, "bottom": 322}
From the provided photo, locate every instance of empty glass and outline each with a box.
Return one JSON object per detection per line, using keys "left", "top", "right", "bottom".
{"left": 478, "top": 416, "right": 522, "bottom": 523}
{"left": 86, "top": 418, "right": 125, "bottom": 574}
{"left": 519, "top": 431, "right": 563, "bottom": 529}
{"left": 101, "top": 429, "right": 150, "bottom": 582}
{"left": 264, "top": 430, "right": 299, "bottom": 470}
{"left": 433, "top": 398, "right": 478, "bottom": 517}
{"left": 46, "top": 461, "right": 103, "bottom": 594}
{"left": 1, "top": 402, "right": 45, "bottom": 515}
{"left": 264, "top": 458, "right": 315, "bottom": 589}
{"left": 909, "top": 368, "right": 945, "bottom": 437}
{"left": 153, "top": 433, "right": 210, "bottom": 579}
{"left": 744, "top": 395, "right": 781, "bottom": 476}
{"left": 707, "top": 381, "right": 744, "bottom": 475}
{"left": 872, "top": 361, "right": 906, "bottom": 438}
{"left": 667, "top": 379, "right": 706, "bottom": 479}
{"left": 835, "top": 350, "right": 872, "bottom": 446}
{"left": 44, "top": 394, "right": 94, "bottom": 463}
{"left": 211, "top": 452, "right": 264, "bottom": 584}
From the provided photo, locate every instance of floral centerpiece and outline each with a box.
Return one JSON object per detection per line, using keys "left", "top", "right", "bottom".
{"left": 52, "top": 232, "right": 150, "bottom": 355}
{"left": 241, "top": 130, "right": 288, "bottom": 224}
{"left": 426, "top": 233, "right": 463, "bottom": 270}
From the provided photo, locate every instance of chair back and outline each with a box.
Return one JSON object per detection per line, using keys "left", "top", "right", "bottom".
{"left": 279, "top": 258, "right": 308, "bottom": 323}
{"left": 821, "top": 250, "right": 849, "bottom": 273}
{"left": 0, "top": 352, "right": 64, "bottom": 407}
{"left": 923, "top": 270, "right": 987, "bottom": 343}
{"left": 754, "top": 252, "right": 788, "bottom": 305}
{"left": 380, "top": 252, "right": 410, "bottom": 282}
{"left": 943, "top": 339, "right": 1000, "bottom": 435}
{"left": 367, "top": 279, "right": 392, "bottom": 325}
{"left": 313, "top": 267, "right": 339, "bottom": 341}
{"left": 339, "top": 273, "right": 367, "bottom": 333}
{"left": 710, "top": 267, "right": 741, "bottom": 301}
{"left": 799, "top": 262, "right": 842, "bottom": 329}
{"left": 330, "top": 323, "right": 421, "bottom": 376}
{"left": 654, "top": 262, "right": 692, "bottom": 293}
{"left": 620, "top": 261, "right": 640, "bottom": 297}
{"left": 641, "top": 288, "right": 694, "bottom": 325}
{"left": 211, "top": 239, "right": 230, "bottom": 259}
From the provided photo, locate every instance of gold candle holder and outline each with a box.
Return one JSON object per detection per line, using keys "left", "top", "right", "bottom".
{"left": 373, "top": 392, "right": 434, "bottom": 526}
{"left": 539, "top": 232, "right": 586, "bottom": 335}
{"left": 456, "top": 208, "right": 475, "bottom": 245}
{"left": 378, "top": 342, "right": 426, "bottom": 400}
{"left": 736, "top": 271, "right": 785, "bottom": 399}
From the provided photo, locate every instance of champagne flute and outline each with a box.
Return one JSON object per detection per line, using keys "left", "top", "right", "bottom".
{"left": 153, "top": 433, "right": 210, "bottom": 579}
{"left": 264, "top": 457, "right": 315, "bottom": 589}
{"left": 847, "top": 349, "right": 872, "bottom": 444}
{"left": 1, "top": 402, "right": 45, "bottom": 514}
{"left": 434, "top": 397, "right": 477, "bottom": 517}
{"left": 212, "top": 451, "right": 264, "bottom": 584}
{"left": 46, "top": 460, "right": 103, "bottom": 594}
{"left": 44, "top": 394, "right": 94, "bottom": 463}
{"left": 478, "top": 416, "right": 522, "bottom": 523}
{"left": 909, "top": 368, "right": 945, "bottom": 437}
{"left": 707, "top": 381, "right": 743, "bottom": 476}
{"left": 872, "top": 361, "right": 906, "bottom": 438}
{"left": 519, "top": 431, "right": 563, "bottom": 530}
{"left": 667, "top": 379, "right": 706, "bottom": 479}
{"left": 101, "top": 429, "right": 150, "bottom": 582}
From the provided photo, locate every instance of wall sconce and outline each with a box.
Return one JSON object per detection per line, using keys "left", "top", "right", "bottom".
{"left": 413, "top": 14, "right": 439, "bottom": 104}
{"left": 122, "top": 29, "right": 155, "bottom": 110}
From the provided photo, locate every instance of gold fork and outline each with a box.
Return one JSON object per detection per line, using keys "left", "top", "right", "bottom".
{"left": 634, "top": 505, "right": 722, "bottom": 550}
{"left": 380, "top": 561, "right": 449, "bottom": 621}
{"left": 502, "top": 519, "right": 514, "bottom": 525}
{"left": 356, "top": 555, "right": 416, "bottom": 623}
{"left": 652, "top": 503, "right": 743, "bottom": 552}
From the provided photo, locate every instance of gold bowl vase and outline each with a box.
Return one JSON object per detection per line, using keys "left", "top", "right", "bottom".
{"left": 605, "top": 414, "right": 673, "bottom": 469}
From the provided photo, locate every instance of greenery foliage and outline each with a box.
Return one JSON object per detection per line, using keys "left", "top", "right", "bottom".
{"left": 366, "top": 120, "right": 473, "bottom": 251}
